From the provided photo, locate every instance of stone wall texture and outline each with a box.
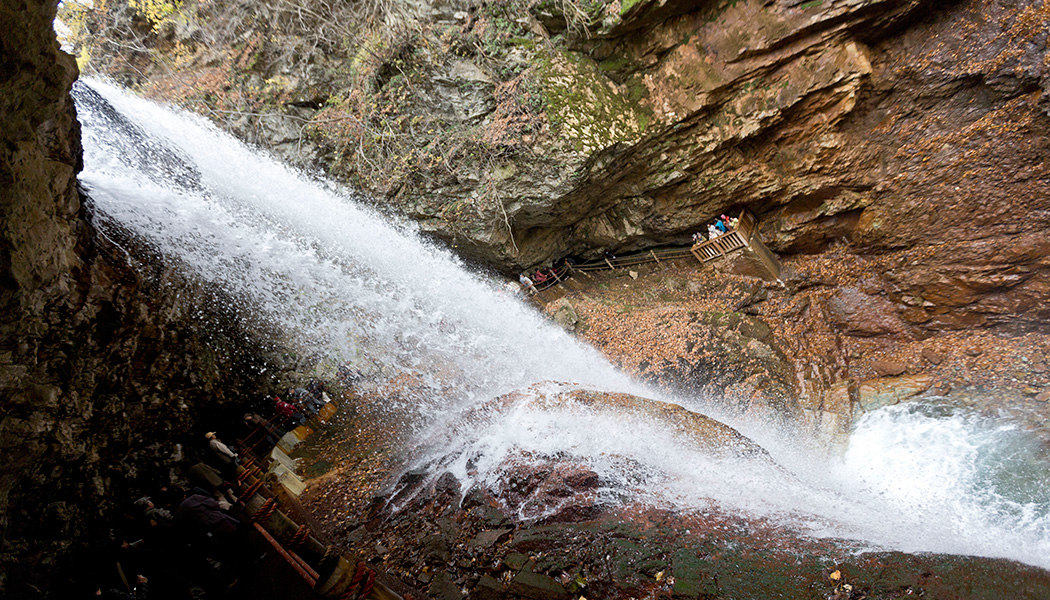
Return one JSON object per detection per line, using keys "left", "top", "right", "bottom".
{"left": 0, "top": 1, "right": 273, "bottom": 595}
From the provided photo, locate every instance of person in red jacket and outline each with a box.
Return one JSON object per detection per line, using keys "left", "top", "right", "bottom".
{"left": 274, "top": 396, "right": 306, "bottom": 427}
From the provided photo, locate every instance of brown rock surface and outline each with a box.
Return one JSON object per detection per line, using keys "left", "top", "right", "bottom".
{"left": 870, "top": 359, "right": 908, "bottom": 377}
{"left": 921, "top": 347, "right": 944, "bottom": 365}
{"left": 562, "top": 388, "right": 771, "bottom": 460}
{"left": 857, "top": 374, "right": 935, "bottom": 411}
{"left": 476, "top": 384, "right": 772, "bottom": 461}
{"left": 827, "top": 287, "right": 907, "bottom": 337}
{"left": 544, "top": 258, "right": 1050, "bottom": 450}
{"left": 498, "top": 462, "right": 603, "bottom": 524}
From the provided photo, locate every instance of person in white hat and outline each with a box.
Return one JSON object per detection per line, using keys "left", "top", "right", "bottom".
{"left": 204, "top": 431, "right": 239, "bottom": 477}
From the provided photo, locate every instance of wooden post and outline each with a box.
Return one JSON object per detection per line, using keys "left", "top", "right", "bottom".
{"left": 740, "top": 209, "right": 756, "bottom": 245}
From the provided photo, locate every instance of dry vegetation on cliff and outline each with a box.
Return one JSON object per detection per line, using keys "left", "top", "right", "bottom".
{"left": 61, "top": 0, "right": 629, "bottom": 258}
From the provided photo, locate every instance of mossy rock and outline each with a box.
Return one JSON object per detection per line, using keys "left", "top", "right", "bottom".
{"left": 532, "top": 47, "right": 649, "bottom": 154}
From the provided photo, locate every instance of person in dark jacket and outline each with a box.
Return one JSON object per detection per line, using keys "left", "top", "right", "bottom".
{"left": 185, "top": 463, "right": 237, "bottom": 505}
{"left": 287, "top": 386, "right": 323, "bottom": 415}
{"left": 173, "top": 491, "right": 255, "bottom": 582}
{"left": 133, "top": 496, "right": 173, "bottom": 527}
{"left": 174, "top": 493, "right": 239, "bottom": 538}
{"left": 243, "top": 412, "right": 283, "bottom": 450}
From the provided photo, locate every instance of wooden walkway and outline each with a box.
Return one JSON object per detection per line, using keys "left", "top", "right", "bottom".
{"left": 527, "top": 209, "right": 779, "bottom": 303}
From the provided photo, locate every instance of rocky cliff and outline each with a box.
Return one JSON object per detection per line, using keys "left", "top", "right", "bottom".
{"left": 0, "top": 1, "right": 275, "bottom": 595}
{"left": 73, "top": 0, "right": 1050, "bottom": 335}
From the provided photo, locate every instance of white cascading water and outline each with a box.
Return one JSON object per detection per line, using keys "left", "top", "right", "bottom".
{"left": 74, "top": 79, "right": 1050, "bottom": 571}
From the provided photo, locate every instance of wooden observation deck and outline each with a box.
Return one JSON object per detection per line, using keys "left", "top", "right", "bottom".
{"left": 690, "top": 209, "right": 780, "bottom": 278}
{"left": 525, "top": 208, "right": 781, "bottom": 303}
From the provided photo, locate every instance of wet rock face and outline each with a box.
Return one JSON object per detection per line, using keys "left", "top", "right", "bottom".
{"left": 564, "top": 269, "right": 799, "bottom": 421}
{"left": 857, "top": 373, "right": 933, "bottom": 411}
{"left": 0, "top": 1, "right": 275, "bottom": 594}
{"left": 386, "top": 385, "right": 773, "bottom": 527}
{"left": 343, "top": 475, "right": 1050, "bottom": 600}
{"left": 1, "top": 0, "right": 85, "bottom": 588}
{"left": 651, "top": 307, "right": 798, "bottom": 420}
{"left": 496, "top": 461, "right": 604, "bottom": 524}
{"left": 827, "top": 287, "right": 907, "bottom": 337}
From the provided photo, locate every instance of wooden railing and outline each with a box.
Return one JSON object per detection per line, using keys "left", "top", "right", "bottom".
{"left": 689, "top": 209, "right": 757, "bottom": 263}
{"left": 572, "top": 247, "right": 697, "bottom": 272}
{"left": 690, "top": 230, "right": 746, "bottom": 261}
{"left": 525, "top": 208, "right": 775, "bottom": 301}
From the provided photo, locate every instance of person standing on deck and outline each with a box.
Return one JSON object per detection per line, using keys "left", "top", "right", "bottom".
{"left": 288, "top": 386, "right": 323, "bottom": 415}
{"left": 274, "top": 397, "right": 306, "bottom": 427}
{"left": 204, "top": 432, "right": 239, "bottom": 478}
{"left": 519, "top": 273, "right": 537, "bottom": 295}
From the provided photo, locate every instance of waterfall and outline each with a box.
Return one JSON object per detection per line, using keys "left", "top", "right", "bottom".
{"left": 74, "top": 79, "right": 1050, "bottom": 571}
{"left": 74, "top": 80, "right": 646, "bottom": 412}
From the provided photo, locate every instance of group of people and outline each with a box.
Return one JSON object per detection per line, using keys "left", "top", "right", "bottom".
{"left": 272, "top": 384, "right": 327, "bottom": 428}
{"left": 88, "top": 459, "right": 261, "bottom": 598}
{"left": 76, "top": 377, "right": 345, "bottom": 597}
{"left": 693, "top": 213, "right": 739, "bottom": 244}
{"left": 518, "top": 258, "right": 576, "bottom": 295}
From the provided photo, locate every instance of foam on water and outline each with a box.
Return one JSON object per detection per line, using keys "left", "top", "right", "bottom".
{"left": 834, "top": 403, "right": 1050, "bottom": 565}
{"left": 74, "top": 79, "right": 1050, "bottom": 570}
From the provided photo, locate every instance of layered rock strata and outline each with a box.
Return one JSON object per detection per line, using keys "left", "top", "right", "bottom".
{"left": 76, "top": 0, "right": 1050, "bottom": 338}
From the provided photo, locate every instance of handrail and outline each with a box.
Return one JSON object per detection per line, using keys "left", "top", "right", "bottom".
{"left": 237, "top": 413, "right": 300, "bottom": 460}
{"left": 524, "top": 264, "right": 573, "bottom": 294}
{"left": 689, "top": 209, "right": 756, "bottom": 263}
{"left": 572, "top": 247, "right": 695, "bottom": 272}
{"left": 522, "top": 208, "right": 763, "bottom": 297}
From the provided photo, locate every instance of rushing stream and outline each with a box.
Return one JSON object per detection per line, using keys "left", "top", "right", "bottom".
{"left": 73, "top": 79, "right": 1050, "bottom": 571}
